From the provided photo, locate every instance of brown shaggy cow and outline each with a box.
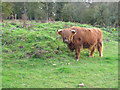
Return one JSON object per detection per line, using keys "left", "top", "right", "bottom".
{"left": 57, "top": 26, "right": 103, "bottom": 61}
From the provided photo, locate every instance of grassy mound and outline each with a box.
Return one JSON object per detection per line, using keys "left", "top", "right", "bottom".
{"left": 2, "top": 21, "right": 118, "bottom": 88}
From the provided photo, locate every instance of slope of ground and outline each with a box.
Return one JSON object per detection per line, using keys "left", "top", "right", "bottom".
{"left": 2, "top": 21, "right": 118, "bottom": 88}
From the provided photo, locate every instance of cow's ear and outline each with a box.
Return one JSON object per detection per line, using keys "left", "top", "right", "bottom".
{"left": 57, "top": 29, "right": 63, "bottom": 35}
{"left": 71, "top": 30, "right": 76, "bottom": 35}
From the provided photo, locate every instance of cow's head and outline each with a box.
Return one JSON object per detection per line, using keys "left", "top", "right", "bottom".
{"left": 57, "top": 29, "right": 76, "bottom": 44}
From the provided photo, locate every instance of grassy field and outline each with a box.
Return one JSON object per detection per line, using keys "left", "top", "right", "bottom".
{"left": 2, "top": 20, "right": 118, "bottom": 88}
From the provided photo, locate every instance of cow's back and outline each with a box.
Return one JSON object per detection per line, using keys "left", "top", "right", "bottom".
{"left": 70, "top": 26, "right": 102, "bottom": 48}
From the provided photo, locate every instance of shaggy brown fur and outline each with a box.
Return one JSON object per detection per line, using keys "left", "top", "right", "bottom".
{"left": 57, "top": 26, "right": 103, "bottom": 61}
{"left": 67, "top": 42, "right": 75, "bottom": 52}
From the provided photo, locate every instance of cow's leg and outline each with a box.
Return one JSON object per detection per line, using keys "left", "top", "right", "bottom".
{"left": 75, "top": 48, "right": 80, "bottom": 61}
{"left": 97, "top": 42, "right": 103, "bottom": 57}
{"left": 67, "top": 43, "right": 75, "bottom": 52}
{"left": 89, "top": 47, "right": 95, "bottom": 57}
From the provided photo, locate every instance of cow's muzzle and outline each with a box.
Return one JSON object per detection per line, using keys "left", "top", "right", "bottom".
{"left": 63, "top": 39, "right": 69, "bottom": 43}
{"left": 63, "top": 37, "right": 69, "bottom": 43}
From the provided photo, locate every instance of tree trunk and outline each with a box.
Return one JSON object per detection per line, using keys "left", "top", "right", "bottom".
{"left": 30, "top": 15, "right": 31, "bottom": 21}
{"left": 22, "top": 14, "right": 26, "bottom": 27}
{"left": 34, "top": 14, "right": 38, "bottom": 22}
{"left": 99, "top": 4, "right": 106, "bottom": 28}
{"left": 46, "top": 3, "right": 48, "bottom": 23}
{"left": 15, "top": 14, "right": 17, "bottom": 20}
{"left": 23, "top": 2, "right": 27, "bottom": 20}
{"left": 1, "top": 13, "right": 4, "bottom": 22}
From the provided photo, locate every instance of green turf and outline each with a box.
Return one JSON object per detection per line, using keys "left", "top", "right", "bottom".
{"left": 2, "top": 20, "right": 118, "bottom": 88}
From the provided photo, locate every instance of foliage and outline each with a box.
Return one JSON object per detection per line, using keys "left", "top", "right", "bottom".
{"left": 2, "top": 2, "right": 14, "bottom": 17}
{"left": 2, "top": 2, "right": 118, "bottom": 27}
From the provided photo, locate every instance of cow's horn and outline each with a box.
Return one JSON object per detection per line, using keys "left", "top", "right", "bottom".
{"left": 57, "top": 29, "right": 63, "bottom": 32}
{"left": 57, "top": 29, "right": 63, "bottom": 35}
{"left": 71, "top": 30, "right": 76, "bottom": 32}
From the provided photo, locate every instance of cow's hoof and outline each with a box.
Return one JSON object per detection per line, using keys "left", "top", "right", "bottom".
{"left": 76, "top": 59, "right": 79, "bottom": 61}
{"left": 89, "top": 55, "right": 93, "bottom": 57}
{"left": 99, "top": 55, "right": 103, "bottom": 57}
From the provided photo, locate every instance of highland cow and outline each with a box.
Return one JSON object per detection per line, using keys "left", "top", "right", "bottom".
{"left": 57, "top": 26, "right": 103, "bottom": 61}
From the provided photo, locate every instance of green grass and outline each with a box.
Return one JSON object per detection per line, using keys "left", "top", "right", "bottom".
{"left": 2, "top": 20, "right": 118, "bottom": 88}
